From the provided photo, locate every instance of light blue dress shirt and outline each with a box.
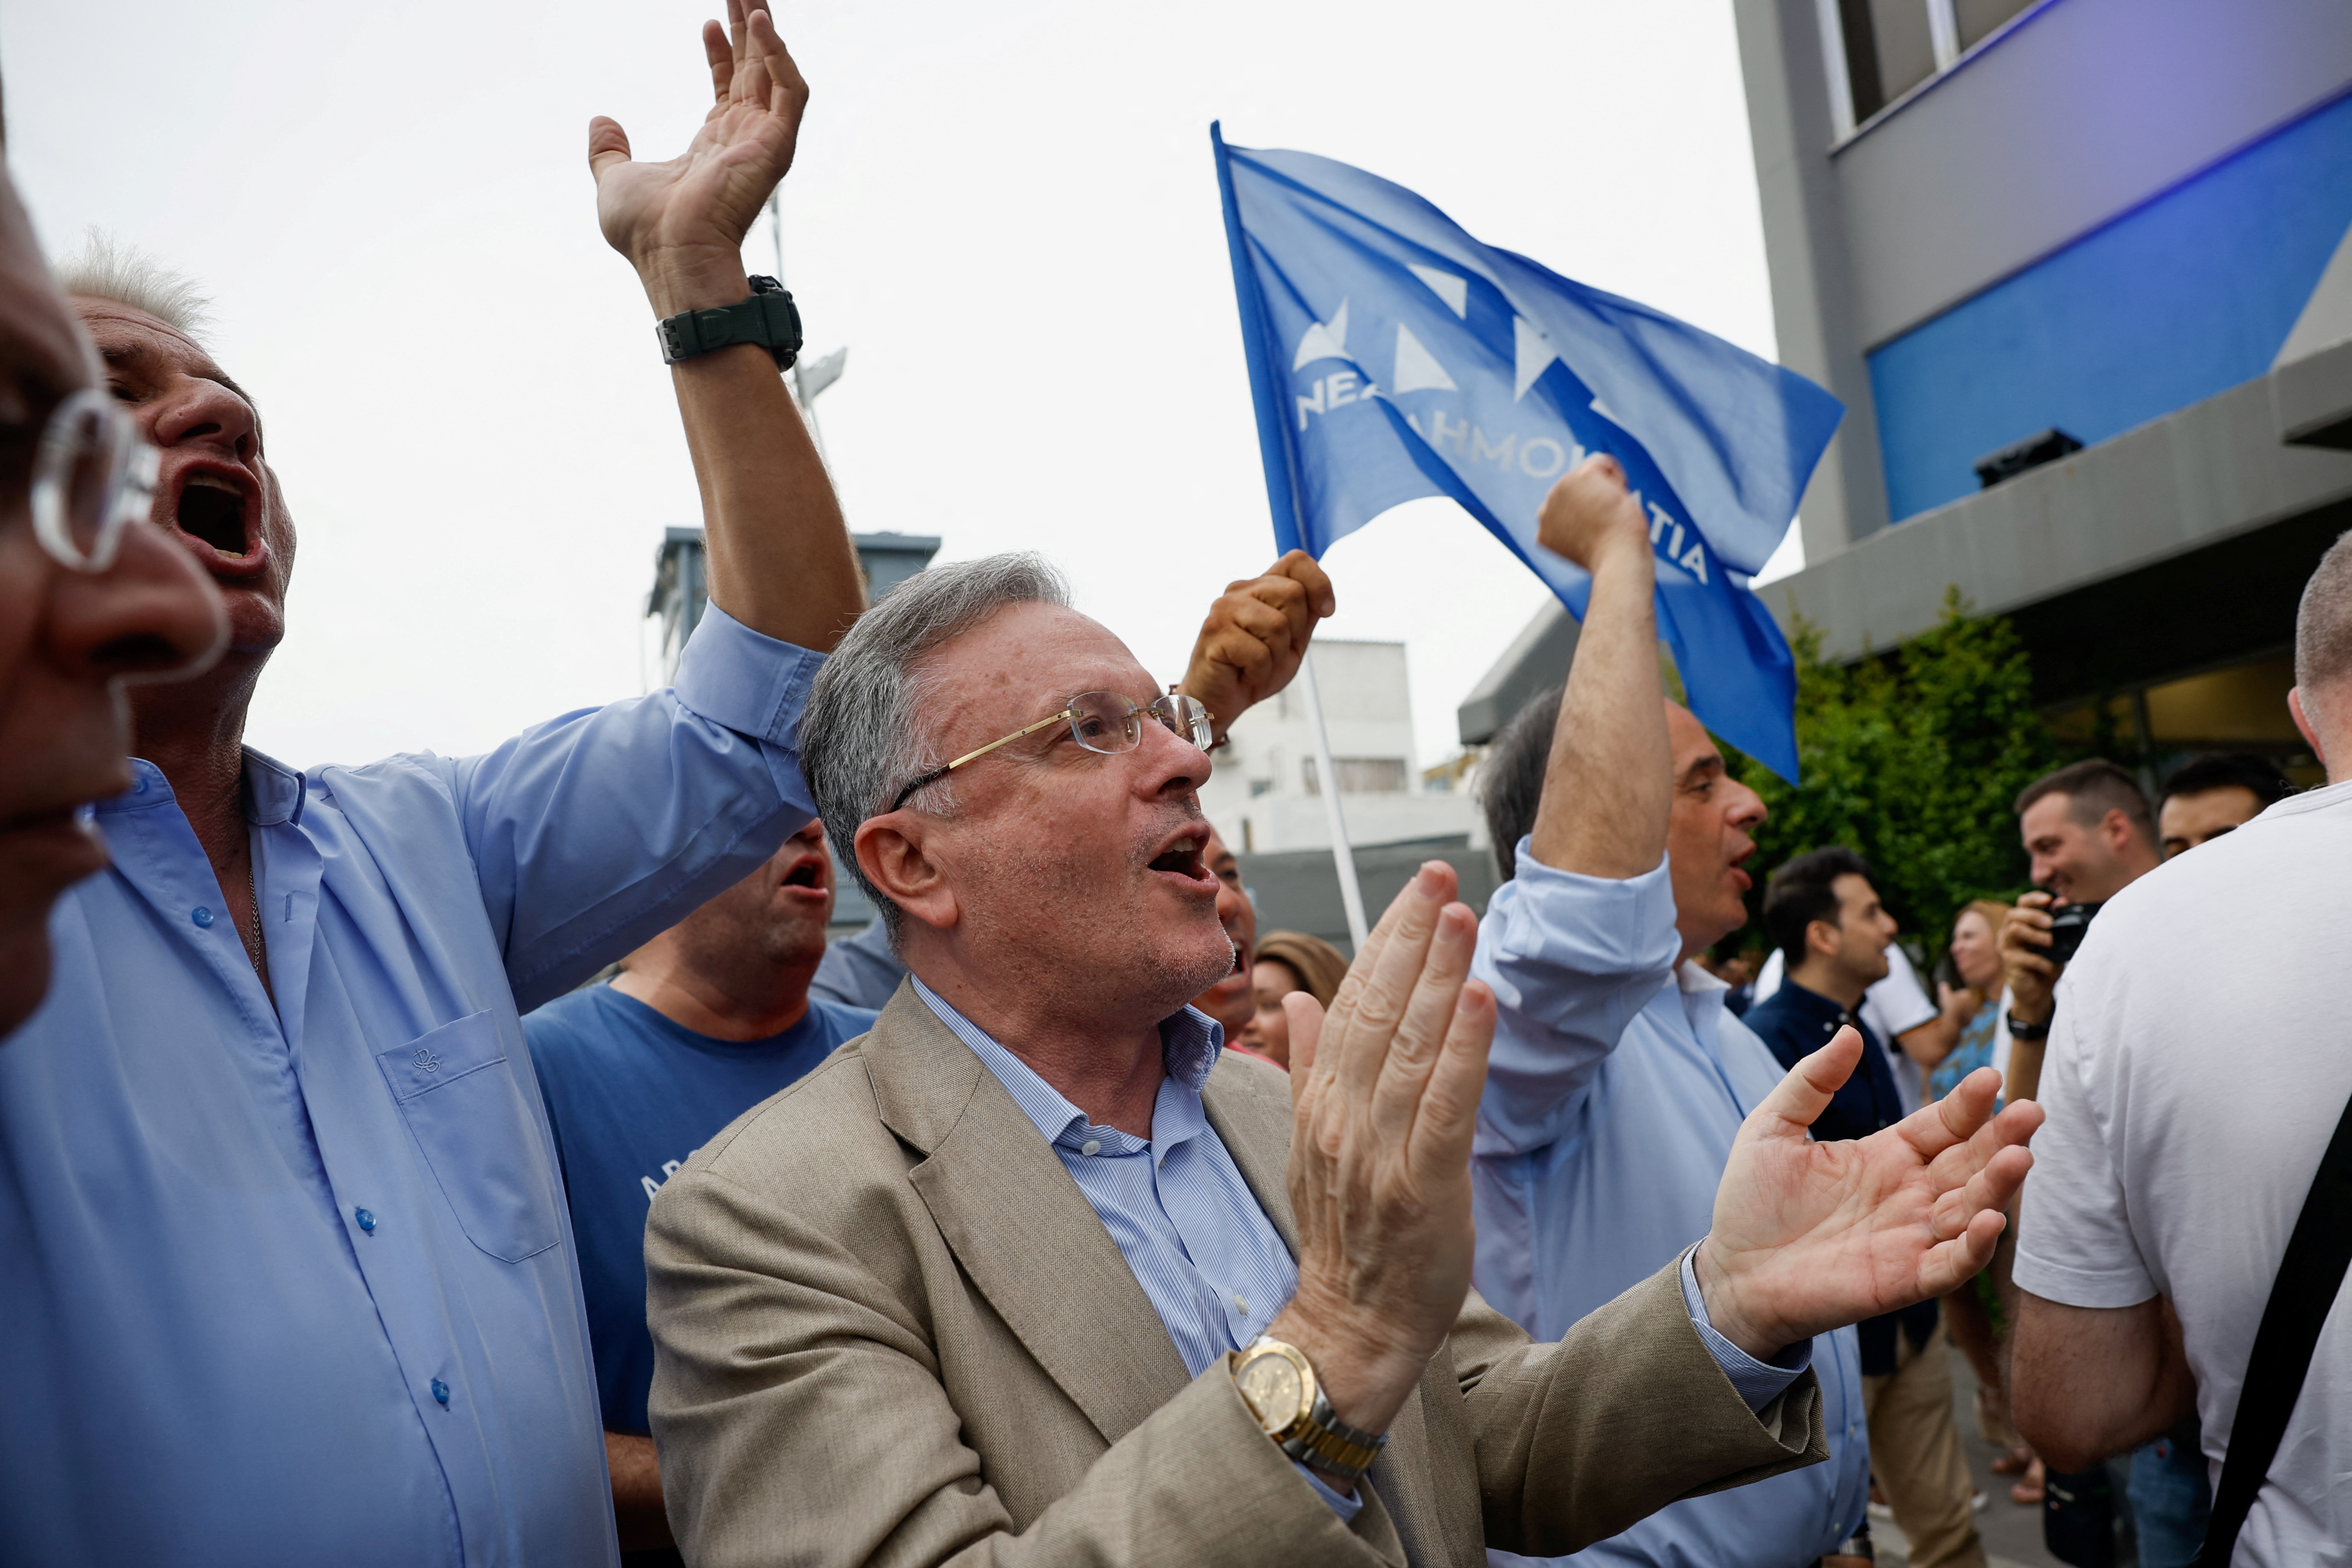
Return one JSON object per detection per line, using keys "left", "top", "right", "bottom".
{"left": 1473, "top": 844, "right": 1870, "bottom": 1568}
{"left": 911, "top": 973, "right": 1804, "bottom": 1532}
{"left": 0, "top": 606, "right": 821, "bottom": 1567}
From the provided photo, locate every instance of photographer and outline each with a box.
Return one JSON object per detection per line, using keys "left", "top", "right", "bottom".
{"left": 1997, "top": 760, "right": 2159, "bottom": 1103}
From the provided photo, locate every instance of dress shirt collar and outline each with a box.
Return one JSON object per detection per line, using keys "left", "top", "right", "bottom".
{"left": 1773, "top": 975, "right": 1864, "bottom": 1028}
{"left": 96, "top": 749, "right": 308, "bottom": 828}
{"left": 909, "top": 975, "right": 1220, "bottom": 1155}
{"left": 242, "top": 749, "right": 307, "bottom": 826}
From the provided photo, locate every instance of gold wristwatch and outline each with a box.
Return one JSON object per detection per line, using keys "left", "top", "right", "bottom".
{"left": 1228, "top": 1336, "right": 1386, "bottom": 1485}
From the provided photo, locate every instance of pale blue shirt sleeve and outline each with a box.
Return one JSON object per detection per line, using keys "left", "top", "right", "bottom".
{"left": 1473, "top": 841, "right": 1683, "bottom": 1157}
{"left": 1298, "top": 1464, "right": 1363, "bottom": 1522}
{"left": 1679, "top": 1246, "right": 1812, "bottom": 1411}
{"left": 443, "top": 604, "right": 825, "bottom": 1010}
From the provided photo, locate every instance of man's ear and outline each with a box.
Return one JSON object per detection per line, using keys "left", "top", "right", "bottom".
{"left": 2290, "top": 686, "right": 2331, "bottom": 773}
{"left": 855, "top": 813, "right": 960, "bottom": 938}
{"left": 1807, "top": 917, "right": 1840, "bottom": 964}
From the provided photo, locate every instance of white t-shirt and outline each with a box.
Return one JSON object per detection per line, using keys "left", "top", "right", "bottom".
{"left": 1750, "top": 944, "right": 1939, "bottom": 1114}
{"left": 2015, "top": 780, "right": 2352, "bottom": 1567}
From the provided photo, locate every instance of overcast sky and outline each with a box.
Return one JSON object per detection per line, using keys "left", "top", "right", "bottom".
{"left": 3, "top": 0, "right": 1798, "bottom": 775}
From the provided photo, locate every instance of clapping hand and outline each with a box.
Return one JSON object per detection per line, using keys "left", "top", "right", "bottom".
{"left": 588, "top": 0, "right": 809, "bottom": 315}
{"left": 1696, "top": 1027, "right": 2042, "bottom": 1360}
{"left": 1266, "top": 862, "right": 1493, "bottom": 1441}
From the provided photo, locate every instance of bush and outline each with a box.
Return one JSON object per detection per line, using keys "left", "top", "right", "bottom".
{"left": 1723, "top": 588, "right": 2054, "bottom": 963}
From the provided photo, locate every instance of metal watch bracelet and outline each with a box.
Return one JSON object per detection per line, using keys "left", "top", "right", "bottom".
{"left": 1280, "top": 1387, "right": 1386, "bottom": 1485}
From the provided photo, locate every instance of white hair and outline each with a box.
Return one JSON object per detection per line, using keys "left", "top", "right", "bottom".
{"left": 53, "top": 229, "right": 213, "bottom": 340}
{"left": 800, "top": 553, "right": 1072, "bottom": 945}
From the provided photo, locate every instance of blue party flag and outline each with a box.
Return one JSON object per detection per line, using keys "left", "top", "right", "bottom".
{"left": 1211, "top": 124, "right": 1841, "bottom": 781}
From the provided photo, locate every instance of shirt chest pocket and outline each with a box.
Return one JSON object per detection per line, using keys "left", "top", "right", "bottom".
{"left": 376, "top": 1011, "right": 563, "bottom": 1262}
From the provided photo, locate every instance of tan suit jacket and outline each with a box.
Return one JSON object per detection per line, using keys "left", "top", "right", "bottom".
{"left": 647, "top": 984, "right": 1824, "bottom": 1567}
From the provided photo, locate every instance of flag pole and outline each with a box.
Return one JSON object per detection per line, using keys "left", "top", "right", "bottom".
{"left": 1296, "top": 649, "right": 1370, "bottom": 951}
{"left": 1209, "top": 123, "right": 1368, "bottom": 950}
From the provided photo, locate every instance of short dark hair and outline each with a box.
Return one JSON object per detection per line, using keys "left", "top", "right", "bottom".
{"left": 1477, "top": 686, "right": 1563, "bottom": 882}
{"left": 1762, "top": 847, "right": 1873, "bottom": 970}
{"left": 2014, "top": 759, "right": 2154, "bottom": 842}
{"left": 2156, "top": 752, "right": 2295, "bottom": 815}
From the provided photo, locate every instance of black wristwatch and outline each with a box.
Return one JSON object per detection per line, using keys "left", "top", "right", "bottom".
{"left": 655, "top": 275, "right": 801, "bottom": 369}
{"left": 2006, "top": 1011, "right": 2051, "bottom": 1041}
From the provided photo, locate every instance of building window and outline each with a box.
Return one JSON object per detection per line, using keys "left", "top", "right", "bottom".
{"left": 1302, "top": 757, "right": 1410, "bottom": 796}
{"left": 1823, "top": 0, "right": 2039, "bottom": 133}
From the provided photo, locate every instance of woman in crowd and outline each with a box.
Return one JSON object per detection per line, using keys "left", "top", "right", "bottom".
{"left": 1924, "top": 899, "right": 2046, "bottom": 1505}
{"left": 1233, "top": 929, "right": 1350, "bottom": 1069}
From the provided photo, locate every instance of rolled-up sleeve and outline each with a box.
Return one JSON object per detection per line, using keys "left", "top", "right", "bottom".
{"left": 1474, "top": 841, "right": 1681, "bottom": 1157}
{"left": 452, "top": 606, "right": 827, "bottom": 1010}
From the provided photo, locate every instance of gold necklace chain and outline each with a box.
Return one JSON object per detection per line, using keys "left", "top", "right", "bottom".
{"left": 242, "top": 856, "right": 267, "bottom": 975}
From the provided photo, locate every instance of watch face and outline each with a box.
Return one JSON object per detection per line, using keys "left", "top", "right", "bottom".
{"left": 1235, "top": 1352, "right": 1305, "bottom": 1432}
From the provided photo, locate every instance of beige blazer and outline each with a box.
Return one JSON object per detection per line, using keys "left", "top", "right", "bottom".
{"left": 647, "top": 983, "right": 1823, "bottom": 1568}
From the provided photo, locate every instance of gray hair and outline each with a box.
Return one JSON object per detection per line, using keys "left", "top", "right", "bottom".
{"left": 53, "top": 229, "right": 213, "bottom": 340}
{"left": 801, "top": 552, "right": 1072, "bottom": 945}
{"left": 2296, "top": 530, "right": 2352, "bottom": 693}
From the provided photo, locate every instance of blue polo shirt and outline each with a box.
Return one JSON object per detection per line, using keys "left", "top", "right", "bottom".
{"left": 523, "top": 984, "right": 875, "bottom": 1435}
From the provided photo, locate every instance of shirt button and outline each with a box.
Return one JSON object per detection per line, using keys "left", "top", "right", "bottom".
{"left": 1079, "top": 1140, "right": 1102, "bottom": 1157}
{"left": 1233, "top": 1294, "right": 1250, "bottom": 1313}
{"left": 431, "top": 1379, "right": 451, "bottom": 1406}
{"left": 191, "top": 907, "right": 214, "bottom": 927}
{"left": 355, "top": 1208, "right": 376, "bottom": 1233}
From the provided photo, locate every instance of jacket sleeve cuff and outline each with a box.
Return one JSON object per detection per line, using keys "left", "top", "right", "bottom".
{"left": 1679, "top": 1244, "right": 1811, "bottom": 1412}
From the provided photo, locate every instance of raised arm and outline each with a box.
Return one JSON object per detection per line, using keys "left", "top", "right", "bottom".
{"left": 1528, "top": 457, "right": 1669, "bottom": 878}
{"left": 590, "top": 0, "right": 864, "bottom": 653}
{"left": 1176, "top": 550, "right": 1335, "bottom": 744}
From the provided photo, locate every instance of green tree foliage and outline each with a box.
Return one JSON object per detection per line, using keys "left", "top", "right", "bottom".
{"left": 1724, "top": 588, "right": 2055, "bottom": 961}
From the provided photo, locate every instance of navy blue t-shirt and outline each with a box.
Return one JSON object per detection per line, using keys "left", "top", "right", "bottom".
{"left": 522, "top": 984, "right": 876, "bottom": 1435}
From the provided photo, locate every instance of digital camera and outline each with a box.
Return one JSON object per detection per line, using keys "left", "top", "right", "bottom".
{"left": 2044, "top": 900, "right": 2104, "bottom": 965}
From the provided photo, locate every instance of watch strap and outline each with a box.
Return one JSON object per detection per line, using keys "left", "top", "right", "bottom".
{"left": 656, "top": 275, "right": 802, "bottom": 369}
{"left": 2006, "top": 1011, "right": 2051, "bottom": 1041}
{"left": 1279, "top": 1387, "right": 1386, "bottom": 1484}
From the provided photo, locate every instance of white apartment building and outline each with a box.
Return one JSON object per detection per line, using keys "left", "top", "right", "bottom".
{"left": 1197, "top": 640, "right": 1484, "bottom": 854}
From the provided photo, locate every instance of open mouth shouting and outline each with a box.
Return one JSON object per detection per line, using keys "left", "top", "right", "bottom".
{"left": 774, "top": 854, "right": 829, "bottom": 900}
{"left": 168, "top": 464, "right": 263, "bottom": 571}
{"left": 1146, "top": 824, "right": 1217, "bottom": 895}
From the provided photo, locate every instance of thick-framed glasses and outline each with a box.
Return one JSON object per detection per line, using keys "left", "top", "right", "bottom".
{"left": 30, "top": 388, "right": 162, "bottom": 573}
{"left": 888, "top": 689, "right": 1216, "bottom": 812}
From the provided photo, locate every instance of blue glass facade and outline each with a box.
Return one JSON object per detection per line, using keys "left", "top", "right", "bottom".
{"left": 1867, "top": 87, "right": 2352, "bottom": 522}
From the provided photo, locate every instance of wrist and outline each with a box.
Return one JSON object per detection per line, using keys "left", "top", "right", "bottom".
{"left": 1264, "top": 1300, "right": 1421, "bottom": 1437}
{"left": 1590, "top": 532, "right": 1659, "bottom": 582}
{"left": 636, "top": 247, "right": 756, "bottom": 319}
{"left": 1693, "top": 1236, "right": 1787, "bottom": 1363}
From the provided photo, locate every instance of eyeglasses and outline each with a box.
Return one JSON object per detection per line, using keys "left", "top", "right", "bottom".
{"left": 888, "top": 689, "right": 1216, "bottom": 812}
{"left": 30, "top": 389, "right": 162, "bottom": 573}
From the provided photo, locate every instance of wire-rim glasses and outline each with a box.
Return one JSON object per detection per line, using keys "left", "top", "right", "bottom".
{"left": 887, "top": 689, "right": 1215, "bottom": 813}
{"left": 30, "top": 388, "right": 162, "bottom": 573}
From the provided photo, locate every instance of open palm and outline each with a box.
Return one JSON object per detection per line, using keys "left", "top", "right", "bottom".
{"left": 1697, "top": 1027, "right": 2042, "bottom": 1358}
{"left": 589, "top": 0, "right": 807, "bottom": 278}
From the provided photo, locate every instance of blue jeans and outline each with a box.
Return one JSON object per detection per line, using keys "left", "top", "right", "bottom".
{"left": 2129, "top": 1426, "right": 2212, "bottom": 1568}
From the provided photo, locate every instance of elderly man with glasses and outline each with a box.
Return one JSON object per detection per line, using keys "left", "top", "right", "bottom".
{"left": 0, "top": 9, "right": 866, "bottom": 1565}
{"left": 640, "top": 537, "right": 2042, "bottom": 1568}
{"left": 0, "top": 142, "right": 225, "bottom": 1036}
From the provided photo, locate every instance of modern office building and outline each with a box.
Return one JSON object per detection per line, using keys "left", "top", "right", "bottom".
{"left": 1463, "top": 0, "right": 2352, "bottom": 770}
